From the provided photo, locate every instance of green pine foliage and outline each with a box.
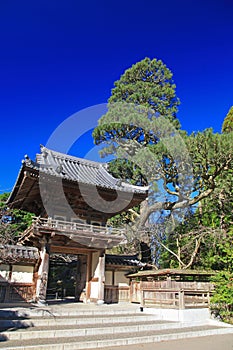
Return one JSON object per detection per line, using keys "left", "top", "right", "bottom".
{"left": 93, "top": 57, "right": 180, "bottom": 155}
{"left": 222, "top": 106, "right": 233, "bottom": 133}
{"left": 107, "top": 158, "right": 147, "bottom": 186}
{"left": 108, "top": 57, "right": 180, "bottom": 125}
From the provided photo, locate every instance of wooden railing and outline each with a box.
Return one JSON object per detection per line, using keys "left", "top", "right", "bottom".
{"left": 130, "top": 281, "right": 212, "bottom": 309}
{"left": 32, "top": 217, "right": 125, "bottom": 236}
{"left": 0, "top": 282, "right": 35, "bottom": 303}
{"left": 140, "top": 288, "right": 211, "bottom": 309}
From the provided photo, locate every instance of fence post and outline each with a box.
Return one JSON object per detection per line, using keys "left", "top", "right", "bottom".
{"left": 179, "top": 289, "right": 185, "bottom": 309}
{"left": 140, "top": 281, "right": 144, "bottom": 311}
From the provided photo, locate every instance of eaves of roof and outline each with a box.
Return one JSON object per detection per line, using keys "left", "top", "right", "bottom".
{"left": 26, "top": 145, "right": 148, "bottom": 194}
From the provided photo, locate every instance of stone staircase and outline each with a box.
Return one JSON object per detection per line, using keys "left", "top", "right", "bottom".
{"left": 0, "top": 302, "right": 232, "bottom": 349}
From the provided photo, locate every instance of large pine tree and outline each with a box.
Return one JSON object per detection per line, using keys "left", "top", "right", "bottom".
{"left": 93, "top": 57, "right": 180, "bottom": 157}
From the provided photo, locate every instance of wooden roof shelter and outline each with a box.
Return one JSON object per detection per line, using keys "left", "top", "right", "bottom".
{"left": 128, "top": 269, "right": 215, "bottom": 309}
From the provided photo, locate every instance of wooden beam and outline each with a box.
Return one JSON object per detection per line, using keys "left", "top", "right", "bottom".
{"left": 50, "top": 245, "right": 98, "bottom": 255}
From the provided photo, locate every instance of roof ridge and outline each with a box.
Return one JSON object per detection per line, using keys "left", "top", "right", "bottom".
{"left": 40, "top": 145, "right": 107, "bottom": 168}
{"left": 105, "top": 254, "right": 139, "bottom": 258}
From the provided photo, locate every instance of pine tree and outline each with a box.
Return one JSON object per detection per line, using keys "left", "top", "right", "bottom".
{"left": 222, "top": 106, "right": 233, "bottom": 133}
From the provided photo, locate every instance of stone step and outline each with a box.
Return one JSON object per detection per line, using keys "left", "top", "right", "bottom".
{"left": 0, "top": 313, "right": 161, "bottom": 329}
{"left": 1, "top": 303, "right": 232, "bottom": 349}
{"left": 0, "top": 319, "right": 181, "bottom": 340}
{"left": 0, "top": 303, "right": 140, "bottom": 318}
{"left": 0, "top": 324, "right": 232, "bottom": 349}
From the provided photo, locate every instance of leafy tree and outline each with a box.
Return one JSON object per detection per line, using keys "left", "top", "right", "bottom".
{"left": 211, "top": 271, "right": 233, "bottom": 324}
{"left": 158, "top": 211, "right": 233, "bottom": 271}
{"left": 152, "top": 127, "right": 233, "bottom": 321}
{"left": 102, "top": 114, "right": 232, "bottom": 262}
{"left": 222, "top": 106, "right": 233, "bottom": 133}
{"left": 137, "top": 129, "right": 233, "bottom": 227}
{"left": 153, "top": 127, "right": 233, "bottom": 269}
{"left": 0, "top": 193, "right": 10, "bottom": 209}
{"left": 93, "top": 57, "right": 233, "bottom": 270}
{"left": 0, "top": 193, "right": 34, "bottom": 263}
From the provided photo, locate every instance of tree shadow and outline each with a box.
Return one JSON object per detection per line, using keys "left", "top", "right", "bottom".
{"left": 0, "top": 308, "right": 33, "bottom": 342}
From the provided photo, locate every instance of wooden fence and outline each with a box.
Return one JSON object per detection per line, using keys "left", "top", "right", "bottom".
{"left": 0, "top": 282, "right": 35, "bottom": 303}
{"left": 104, "top": 285, "right": 130, "bottom": 303}
{"left": 130, "top": 280, "right": 213, "bottom": 309}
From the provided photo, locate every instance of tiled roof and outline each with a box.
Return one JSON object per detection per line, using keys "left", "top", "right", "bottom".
{"left": 105, "top": 254, "right": 143, "bottom": 267}
{"left": 22, "top": 145, "right": 148, "bottom": 194}
{"left": 0, "top": 245, "right": 39, "bottom": 263}
{"left": 127, "top": 268, "right": 215, "bottom": 278}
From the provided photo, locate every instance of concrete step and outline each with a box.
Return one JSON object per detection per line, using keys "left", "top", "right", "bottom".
{"left": 0, "top": 313, "right": 161, "bottom": 330}
{"left": 0, "top": 303, "right": 140, "bottom": 318}
{"left": 0, "top": 324, "right": 232, "bottom": 349}
{"left": 1, "top": 303, "right": 232, "bottom": 349}
{"left": 0, "top": 320, "right": 181, "bottom": 340}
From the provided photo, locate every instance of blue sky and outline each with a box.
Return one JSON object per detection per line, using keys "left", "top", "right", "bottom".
{"left": 1, "top": 0, "right": 233, "bottom": 193}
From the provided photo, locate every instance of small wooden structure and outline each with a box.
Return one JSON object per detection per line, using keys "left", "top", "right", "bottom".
{"left": 128, "top": 269, "right": 214, "bottom": 309}
{"left": 104, "top": 254, "right": 142, "bottom": 303}
{"left": 0, "top": 245, "right": 39, "bottom": 303}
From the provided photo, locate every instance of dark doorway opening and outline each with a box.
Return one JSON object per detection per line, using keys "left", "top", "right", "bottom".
{"left": 47, "top": 253, "right": 87, "bottom": 301}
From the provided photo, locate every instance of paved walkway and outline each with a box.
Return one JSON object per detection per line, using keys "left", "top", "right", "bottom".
{"left": 103, "top": 334, "right": 233, "bottom": 350}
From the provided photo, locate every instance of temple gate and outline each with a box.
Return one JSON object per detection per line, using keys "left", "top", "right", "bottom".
{"left": 6, "top": 146, "right": 148, "bottom": 303}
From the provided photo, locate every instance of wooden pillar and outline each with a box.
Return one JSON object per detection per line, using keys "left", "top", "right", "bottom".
{"left": 97, "top": 250, "right": 105, "bottom": 304}
{"left": 36, "top": 238, "right": 49, "bottom": 304}
{"left": 129, "top": 279, "right": 133, "bottom": 303}
{"left": 166, "top": 275, "right": 172, "bottom": 287}
{"left": 75, "top": 255, "right": 87, "bottom": 301}
{"left": 85, "top": 252, "right": 92, "bottom": 302}
{"left": 140, "top": 280, "right": 145, "bottom": 309}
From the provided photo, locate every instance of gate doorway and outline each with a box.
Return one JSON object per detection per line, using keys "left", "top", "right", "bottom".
{"left": 47, "top": 253, "right": 87, "bottom": 301}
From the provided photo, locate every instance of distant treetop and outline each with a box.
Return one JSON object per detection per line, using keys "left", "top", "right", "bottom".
{"left": 109, "top": 57, "right": 180, "bottom": 128}
{"left": 222, "top": 106, "right": 233, "bottom": 133}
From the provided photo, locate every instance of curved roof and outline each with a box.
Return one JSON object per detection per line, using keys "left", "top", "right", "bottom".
{"left": 0, "top": 245, "right": 39, "bottom": 263}
{"left": 105, "top": 254, "right": 144, "bottom": 267}
{"left": 34, "top": 145, "right": 148, "bottom": 193}
{"left": 8, "top": 146, "right": 148, "bottom": 214}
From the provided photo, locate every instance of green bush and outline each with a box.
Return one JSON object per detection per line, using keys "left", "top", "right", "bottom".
{"left": 211, "top": 271, "right": 233, "bottom": 324}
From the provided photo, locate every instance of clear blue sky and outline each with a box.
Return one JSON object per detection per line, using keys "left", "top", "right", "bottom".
{"left": 1, "top": 0, "right": 233, "bottom": 193}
